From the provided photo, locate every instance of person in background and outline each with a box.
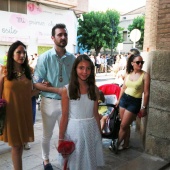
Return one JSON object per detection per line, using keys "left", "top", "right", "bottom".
{"left": 113, "top": 53, "right": 150, "bottom": 154}
{"left": 114, "top": 48, "right": 140, "bottom": 87}
{"left": 24, "top": 53, "right": 40, "bottom": 150}
{"left": 29, "top": 53, "right": 38, "bottom": 69}
{"left": 74, "top": 52, "right": 80, "bottom": 58}
{"left": 30, "top": 53, "right": 39, "bottom": 127}
{"left": 58, "top": 54, "right": 104, "bottom": 170}
{"left": 96, "top": 53, "right": 101, "bottom": 73}
{"left": 33, "top": 23, "right": 75, "bottom": 170}
{"left": 128, "top": 48, "right": 140, "bottom": 58}
{"left": 98, "top": 90, "right": 110, "bottom": 133}
{"left": 89, "top": 53, "right": 95, "bottom": 66}
{"left": 105, "top": 53, "right": 109, "bottom": 60}
{"left": 100, "top": 55, "right": 105, "bottom": 73}
{"left": 113, "top": 55, "right": 121, "bottom": 77}
{"left": 0, "top": 40, "right": 39, "bottom": 170}
{"left": 103, "top": 55, "right": 107, "bottom": 73}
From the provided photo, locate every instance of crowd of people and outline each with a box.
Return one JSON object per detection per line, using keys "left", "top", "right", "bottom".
{"left": 75, "top": 52, "right": 129, "bottom": 87}
{"left": 0, "top": 23, "right": 150, "bottom": 170}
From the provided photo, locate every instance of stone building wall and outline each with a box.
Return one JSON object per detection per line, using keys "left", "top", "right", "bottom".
{"left": 143, "top": 0, "right": 159, "bottom": 52}
{"left": 156, "top": 0, "right": 170, "bottom": 50}
{"left": 142, "top": 0, "right": 170, "bottom": 160}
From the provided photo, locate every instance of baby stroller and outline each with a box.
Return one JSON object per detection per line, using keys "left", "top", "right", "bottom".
{"left": 98, "top": 84, "right": 121, "bottom": 151}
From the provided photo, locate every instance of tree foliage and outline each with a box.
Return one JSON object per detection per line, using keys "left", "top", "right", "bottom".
{"left": 128, "top": 16, "right": 145, "bottom": 48}
{"left": 77, "top": 10, "right": 123, "bottom": 55}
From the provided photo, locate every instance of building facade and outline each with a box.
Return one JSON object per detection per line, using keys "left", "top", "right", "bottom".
{"left": 0, "top": 0, "right": 88, "bottom": 58}
{"left": 118, "top": 6, "right": 145, "bottom": 53}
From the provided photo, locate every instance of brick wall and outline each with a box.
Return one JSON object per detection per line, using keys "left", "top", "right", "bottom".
{"left": 143, "top": 0, "right": 159, "bottom": 52}
{"left": 143, "top": 0, "right": 170, "bottom": 51}
{"left": 157, "top": 0, "right": 170, "bottom": 50}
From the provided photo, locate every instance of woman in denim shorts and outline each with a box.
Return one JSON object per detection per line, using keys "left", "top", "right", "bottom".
{"left": 113, "top": 49, "right": 150, "bottom": 153}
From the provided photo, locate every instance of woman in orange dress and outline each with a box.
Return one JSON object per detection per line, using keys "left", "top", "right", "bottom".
{"left": 0, "top": 41, "right": 38, "bottom": 170}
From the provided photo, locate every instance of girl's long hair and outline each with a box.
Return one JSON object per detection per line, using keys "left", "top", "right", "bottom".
{"left": 69, "top": 54, "right": 97, "bottom": 101}
{"left": 7, "top": 40, "right": 32, "bottom": 80}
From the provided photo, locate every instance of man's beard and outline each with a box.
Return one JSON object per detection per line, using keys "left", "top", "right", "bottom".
{"left": 57, "top": 40, "right": 67, "bottom": 48}
{"left": 57, "top": 44, "right": 66, "bottom": 48}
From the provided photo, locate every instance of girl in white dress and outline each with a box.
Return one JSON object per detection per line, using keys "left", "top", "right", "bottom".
{"left": 58, "top": 54, "right": 104, "bottom": 170}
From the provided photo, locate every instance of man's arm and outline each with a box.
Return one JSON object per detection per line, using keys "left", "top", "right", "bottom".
{"left": 33, "top": 53, "right": 62, "bottom": 96}
{"left": 33, "top": 83, "right": 62, "bottom": 96}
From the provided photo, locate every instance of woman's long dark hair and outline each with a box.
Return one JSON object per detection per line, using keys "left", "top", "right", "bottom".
{"left": 7, "top": 40, "right": 32, "bottom": 80}
{"left": 69, "top": 54, "right": 97, "bottom": 101}
{"left": 126, "top": 54, "right": 141, "bottom": 74}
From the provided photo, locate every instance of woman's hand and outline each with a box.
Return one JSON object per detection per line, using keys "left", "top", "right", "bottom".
{"left": 42, "top": 81, "right": 52, "bottom": 87}
{"left": 115, "top": 100, "right": 120, "bottom": 107}
{"left": 140, "top": 108, "right": 147, "bottom": 117}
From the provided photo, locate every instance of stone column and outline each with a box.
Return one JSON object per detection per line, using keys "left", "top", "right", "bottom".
{"left": 142, "top": 0, "right": 170, "bottom": 160}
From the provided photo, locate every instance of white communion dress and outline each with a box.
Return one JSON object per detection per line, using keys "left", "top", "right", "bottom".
{"left": 63, "top": 85, "right": 104, "bottom": 170}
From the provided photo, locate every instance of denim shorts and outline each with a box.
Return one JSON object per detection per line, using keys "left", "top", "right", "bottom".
{"left": 119, "top": 93, "right": 142, "bottom": 115}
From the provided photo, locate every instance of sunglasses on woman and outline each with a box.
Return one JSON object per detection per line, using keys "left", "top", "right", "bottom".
{"left": 134, "top": 61, "right": 145, "bottom": 65}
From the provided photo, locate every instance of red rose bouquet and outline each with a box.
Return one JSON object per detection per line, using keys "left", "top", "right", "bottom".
{"left": 0, "top": 99, "right": 7, "bottom": 135}
{"left": 57, "top": 140, "right": 75, "bottom": 170}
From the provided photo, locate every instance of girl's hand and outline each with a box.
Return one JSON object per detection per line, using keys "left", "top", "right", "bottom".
{"left": 57, "top": 140, "right": 68, "bottom": 158}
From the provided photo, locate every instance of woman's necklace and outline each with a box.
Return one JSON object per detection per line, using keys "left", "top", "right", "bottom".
{"left": 13, "top": 69, "right": 25, "bottom": 79}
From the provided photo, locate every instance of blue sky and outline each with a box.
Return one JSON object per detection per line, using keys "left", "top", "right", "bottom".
{"left": 89, "top": 0, "right": 146, "bottom": 13}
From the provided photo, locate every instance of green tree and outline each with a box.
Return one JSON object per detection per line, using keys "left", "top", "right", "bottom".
{"left": 77, "top": 10, "right": 123, "bottom": 55}
{"left": 128, "top": 16, "right": 145, "bottom": 48}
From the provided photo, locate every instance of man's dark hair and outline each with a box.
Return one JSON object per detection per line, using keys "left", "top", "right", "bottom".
{"left": 51, "top": 23, "right": 67, "bottom": 36}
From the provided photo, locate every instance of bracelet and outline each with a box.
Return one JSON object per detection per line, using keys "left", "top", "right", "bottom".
{"left": 59, "top": 139, "right": 64, "bottom": 141}
{"left": 141, "top": 106, "right": 146, "bottom": 109}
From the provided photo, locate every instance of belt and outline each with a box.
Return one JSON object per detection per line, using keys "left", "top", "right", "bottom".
{"left": 45, "top": 97, "right": 61, "bottom": 100}
{"left": 69, "top": 117, "right": 94, "bottom": 121}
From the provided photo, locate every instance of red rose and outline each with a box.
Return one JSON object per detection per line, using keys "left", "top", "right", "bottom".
{"left": 58, "top": 141, "right": 75, "bottom": 155}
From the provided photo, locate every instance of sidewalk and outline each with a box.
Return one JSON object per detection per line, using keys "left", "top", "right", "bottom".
{"left": 0, "top": 72, "right": 169, "bottom": 170}
{"left": 95, "top": 72, "right": 116, "bottom": 86}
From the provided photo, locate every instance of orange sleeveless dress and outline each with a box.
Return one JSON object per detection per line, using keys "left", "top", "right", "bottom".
{"left": 0, "top": 71, "right": 34, "bottom": 146}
